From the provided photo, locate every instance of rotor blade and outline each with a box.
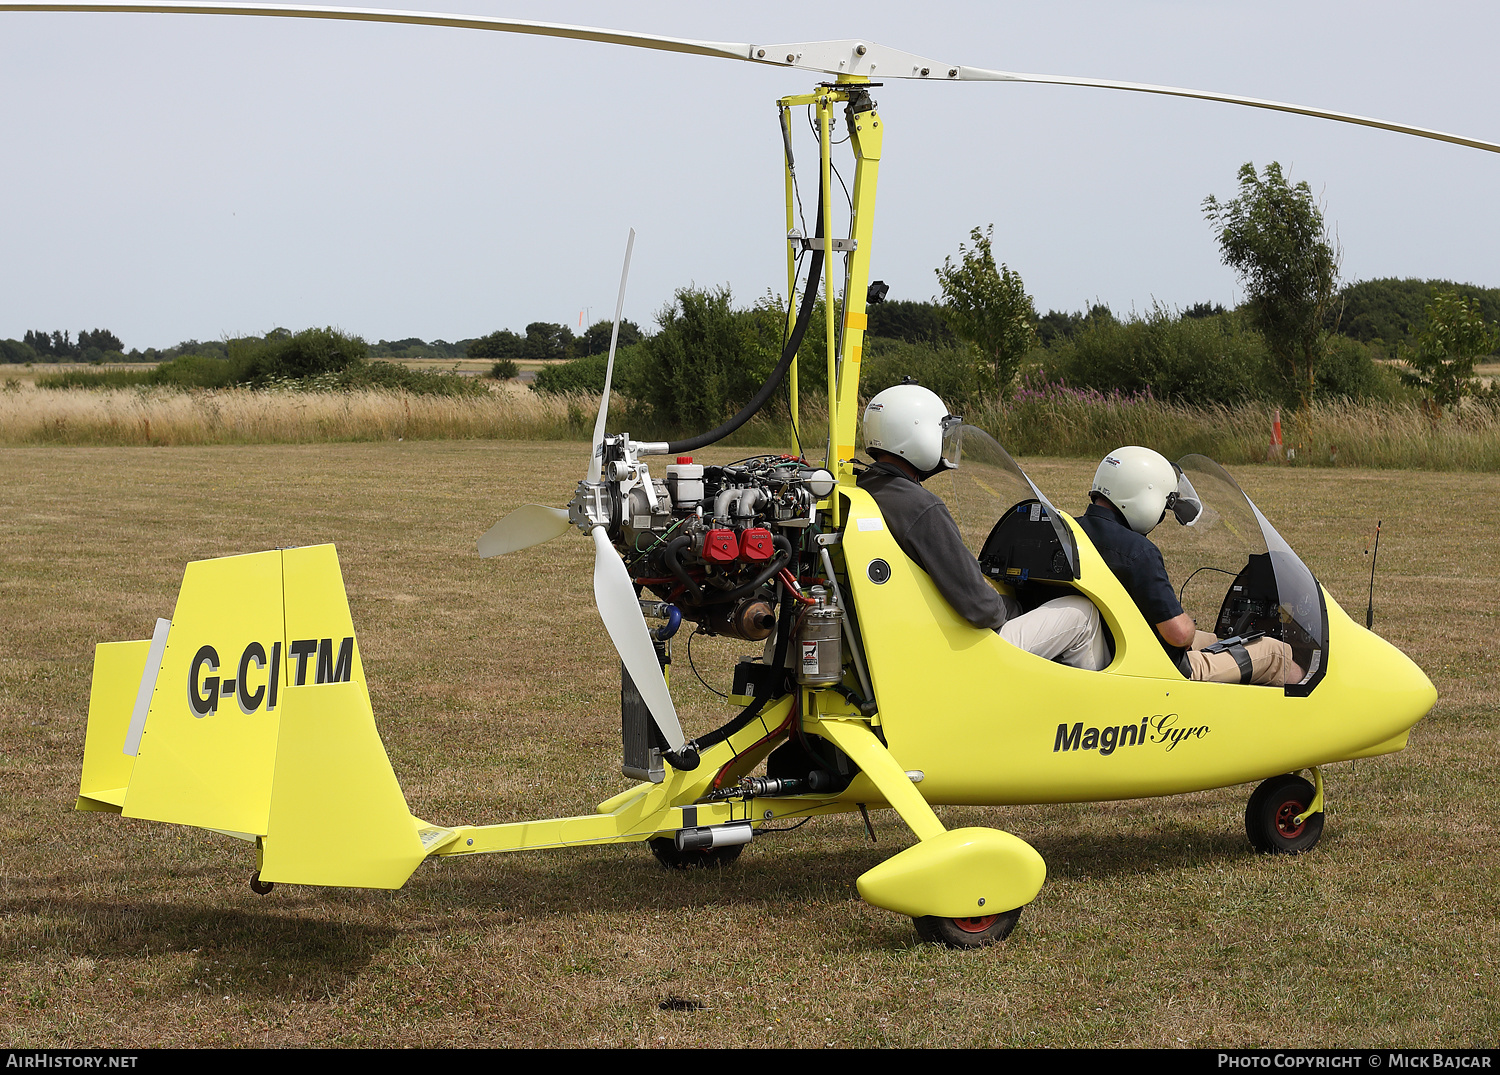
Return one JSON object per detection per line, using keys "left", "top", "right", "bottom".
{"left": 0, "top": 2, "right": 756, "bottom": 62}
{"left": 587, "top": 227, "right": 636, "bottom": 485}
{"left": 590, "top": 525, "right": 685, "bottom": 753}
{"left": 5, "top": 3, "right": 1495, "bottom": 154}
{"left": 476, "top": 503, "right": 570, "bottom": 558}
{"left": 950, "top": 67, "right": 1500, "bottom": 155}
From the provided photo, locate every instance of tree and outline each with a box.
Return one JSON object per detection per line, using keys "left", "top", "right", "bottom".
{"left": 579, "top": 317, "right": 642, "bottom": 357}
{"left": 633, "top": 285, "right": 778, "bottom": 427}
{"left": 934, "top": 225, "right": 1036, "bottom": 399}
{"left": 1399, "top": 289, "right": 1500, "bottom": 414}
{"left": 866, "top": 299, "right": 957, "bottom": 348}
{"left": 78, "top": 328, "right": 123, "bottom": 353}
{"left": 521, "top": 322, "right": 575, "bottom": 363}
{"left": 1203, "top": 161, "right": 1340, "bottom": 409}
{"left": 467, "top": 329, "right": 523, "bottom": 360}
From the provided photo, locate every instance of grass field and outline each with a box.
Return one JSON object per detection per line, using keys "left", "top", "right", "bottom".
{"left": 1, "top": 441, "right": 1496, "bottom": 1048}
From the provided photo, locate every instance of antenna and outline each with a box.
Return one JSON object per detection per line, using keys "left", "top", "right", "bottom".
{"left": 1364, "top": 520, "right": 1382, "bottom": 629}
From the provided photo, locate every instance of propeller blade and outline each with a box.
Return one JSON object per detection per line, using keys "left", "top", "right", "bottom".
{"left": 587, "top": 227, "right": 636, "bottom": 485}
{"left": 6, "top": 4, "right": 1498, "bottom": 153}
{"left": 476, "top": 503, "right": 570, "bottom": 557}
{"left": 590, "top": 525, "right": 685, "bottom": 753}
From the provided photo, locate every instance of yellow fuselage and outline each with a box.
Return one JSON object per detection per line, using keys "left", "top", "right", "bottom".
{"left": 835, "top": 487, "right": 1435, "bottom": 808}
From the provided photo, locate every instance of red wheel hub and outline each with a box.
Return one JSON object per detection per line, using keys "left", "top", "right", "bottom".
{"left": 1275, "top": 799, "right": 1307, "bottom": 838}
{"left": 953, "top": 915, "right": 998, "bottom": 934}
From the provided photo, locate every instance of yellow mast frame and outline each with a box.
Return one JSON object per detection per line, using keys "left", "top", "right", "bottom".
{"left": 777, "top": 77, "right": 883, "bottom": 527}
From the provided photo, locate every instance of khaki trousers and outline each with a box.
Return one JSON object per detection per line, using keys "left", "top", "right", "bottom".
{"left": 999, "top": 595, "right": 1109, "bottom": 672}
{"left": 1184, "top": 630, "right": 1296, "bottom": 686}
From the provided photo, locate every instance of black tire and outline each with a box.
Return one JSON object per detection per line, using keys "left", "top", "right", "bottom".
{"left": 648, "top": 836, "right": 745, "bottom": 870}
{"left": 249, "top": 872, "right": 275, "bottom": 895}
{"left": 912, "top": 907, "right": 1022, "bottom": 949}
{"left": 1245, "top": 773, "right": 1324, "bottom": 854}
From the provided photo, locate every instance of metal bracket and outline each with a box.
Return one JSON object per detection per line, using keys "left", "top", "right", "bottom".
{"left": 569, "top": 480, "right": 613, "bottom": 531}
{"left": 787, "top": 230, "right": 856, "bottom": 253}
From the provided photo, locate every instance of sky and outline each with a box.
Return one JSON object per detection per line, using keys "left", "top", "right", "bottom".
{"left": 2, "top": 0, "right": 1497, "bottom": 351}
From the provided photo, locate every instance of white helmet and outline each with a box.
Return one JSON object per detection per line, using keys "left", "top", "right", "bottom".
{"left": 1092, "top": 446, "right": 1178, "bottom": 535}
{"left": 863, "top": 384, "right": 958, "bottom": 476}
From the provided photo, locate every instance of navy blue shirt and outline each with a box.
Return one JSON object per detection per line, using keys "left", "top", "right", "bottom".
{"left": 1075, "top": 501, "right": 1187, "bottom": 669}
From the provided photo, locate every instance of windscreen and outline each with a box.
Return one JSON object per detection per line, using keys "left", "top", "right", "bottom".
{"left": 936, "top": 424, "right": 1078, "bottom": 578}
{"left": 1152, "top": 454, "right": 1326, "bottom": 692}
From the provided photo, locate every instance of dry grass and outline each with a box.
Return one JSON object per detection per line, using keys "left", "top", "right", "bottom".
{"left": 0, "top": 381, "right": 597, "bottom": 445}
{"left": 1, "top": 442, "right": 1496, "bottom": 1047}
{"left": 10, "top": 381, "right": 1500, "bottom": 473}
{"left": 974, "top": 396, "right": 1500, "bottom": 471}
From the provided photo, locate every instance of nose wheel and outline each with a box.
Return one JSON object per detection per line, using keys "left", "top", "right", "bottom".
{"left": 1245, "top": 773, "right": 1324, "bottom": 854}
{"left": 913, "top": 907, "right": 1022, "bottom": 948}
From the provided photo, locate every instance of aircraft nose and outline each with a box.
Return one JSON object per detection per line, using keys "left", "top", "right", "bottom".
{"left": 1352, "top": 628, "right": 1437, "bottom": 729}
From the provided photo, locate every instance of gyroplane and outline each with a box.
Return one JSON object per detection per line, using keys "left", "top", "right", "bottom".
{"left": 27, "top": 2, "right": 1487, "bottom": 946}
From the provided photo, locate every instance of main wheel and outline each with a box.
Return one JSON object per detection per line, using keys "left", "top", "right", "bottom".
{"left": 648, "top": 836, "right": 745, "bottom": 870}
{"left": 1245, "top": 773, "right": 1324, "bottom": 854}
{"left": 913, "top": 907, "right": 1022, "bottom": 949}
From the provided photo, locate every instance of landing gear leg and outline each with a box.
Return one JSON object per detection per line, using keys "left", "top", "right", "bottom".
{"left": 1245, "top": 770, "right": 1325, "bottom": 854}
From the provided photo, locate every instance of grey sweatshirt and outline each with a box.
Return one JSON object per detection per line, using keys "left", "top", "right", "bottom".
{"left": 855, "top": 462, "right": 1021, "bottom": 630}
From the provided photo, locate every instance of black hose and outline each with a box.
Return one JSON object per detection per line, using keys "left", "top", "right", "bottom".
{"left": 719, "top": 536, "right": 794, "bottom": 603}
{"left": 681, "top": 584, "right": 797, "bottom": 756}
{"left": 661, "top": 535, "right": 703, "bottom": 601}
{"left": 664, "top": 193, "right": 826, "bottom": 456}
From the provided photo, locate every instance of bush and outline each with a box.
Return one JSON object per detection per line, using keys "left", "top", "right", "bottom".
{"left": 1315, "top": 335, "right": 1402, "bottom": 402}
{"left": 151, "top": 354, "right": 238, "bottom": 388}
{"left": 233, "top": 326, "right": 368, "bottom": 383}
{"left": 1043, "top": 306, "right": 1270, "bottom": 406}
{"left": 859, "top": 338, "right": 985, "bottom": 411}
{"left": 489, "top": 359, "right": 519, "bottom": 380}
{"left": 37, "top": 368, "right": 155, "bottom": 389}
{"left": 532, "top": 352, "right": 611, "bottom": 395}
{"left": 629, "top": 287, "right": 783, "bottom": 428}
{"left": 269, "top": 360, "right": 489, "bottom": 397}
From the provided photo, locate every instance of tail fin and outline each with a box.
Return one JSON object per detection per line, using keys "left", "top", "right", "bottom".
{"left": 82, "top": 544, "right": 428, "bottom": 889}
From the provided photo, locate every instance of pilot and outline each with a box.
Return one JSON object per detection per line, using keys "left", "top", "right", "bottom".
{"left": 856, "top": 384, "right": 1108, "bottom": 671}
{"left": 1076, "top": 446, "right": 1304, "bottom": 686}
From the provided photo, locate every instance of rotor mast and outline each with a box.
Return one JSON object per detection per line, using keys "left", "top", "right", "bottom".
{"left": 778, "top": 75, "right": 882, "bottom": 527}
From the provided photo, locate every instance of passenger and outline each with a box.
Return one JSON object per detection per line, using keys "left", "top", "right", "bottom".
{"left": 856, "top": 384, "right": 1108, "bottom": 671}
{"left": 1075, "top": 446, "right": 1304, "bottom": 686}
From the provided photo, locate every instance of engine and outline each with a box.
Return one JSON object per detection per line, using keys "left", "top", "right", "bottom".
{"left": 593, "top": 448, "right": 835, "bottom": 640}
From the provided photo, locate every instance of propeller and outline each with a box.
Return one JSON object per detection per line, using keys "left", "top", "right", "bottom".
{"left": 475, "top": 229, "right": 687, "bottom": 756}
{"left": 2, "top": 3, "right": 1498, "bottom": 153}
{"left": 476, "top": 503, "right": 569, "bottom": 558}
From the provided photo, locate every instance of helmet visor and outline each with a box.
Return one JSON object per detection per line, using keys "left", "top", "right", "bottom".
{"left": 1169, "top": 468, "right": 1204, "bottom": 527}
{"left": 938, "top": 414, "right": 965, "bottom": 470}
